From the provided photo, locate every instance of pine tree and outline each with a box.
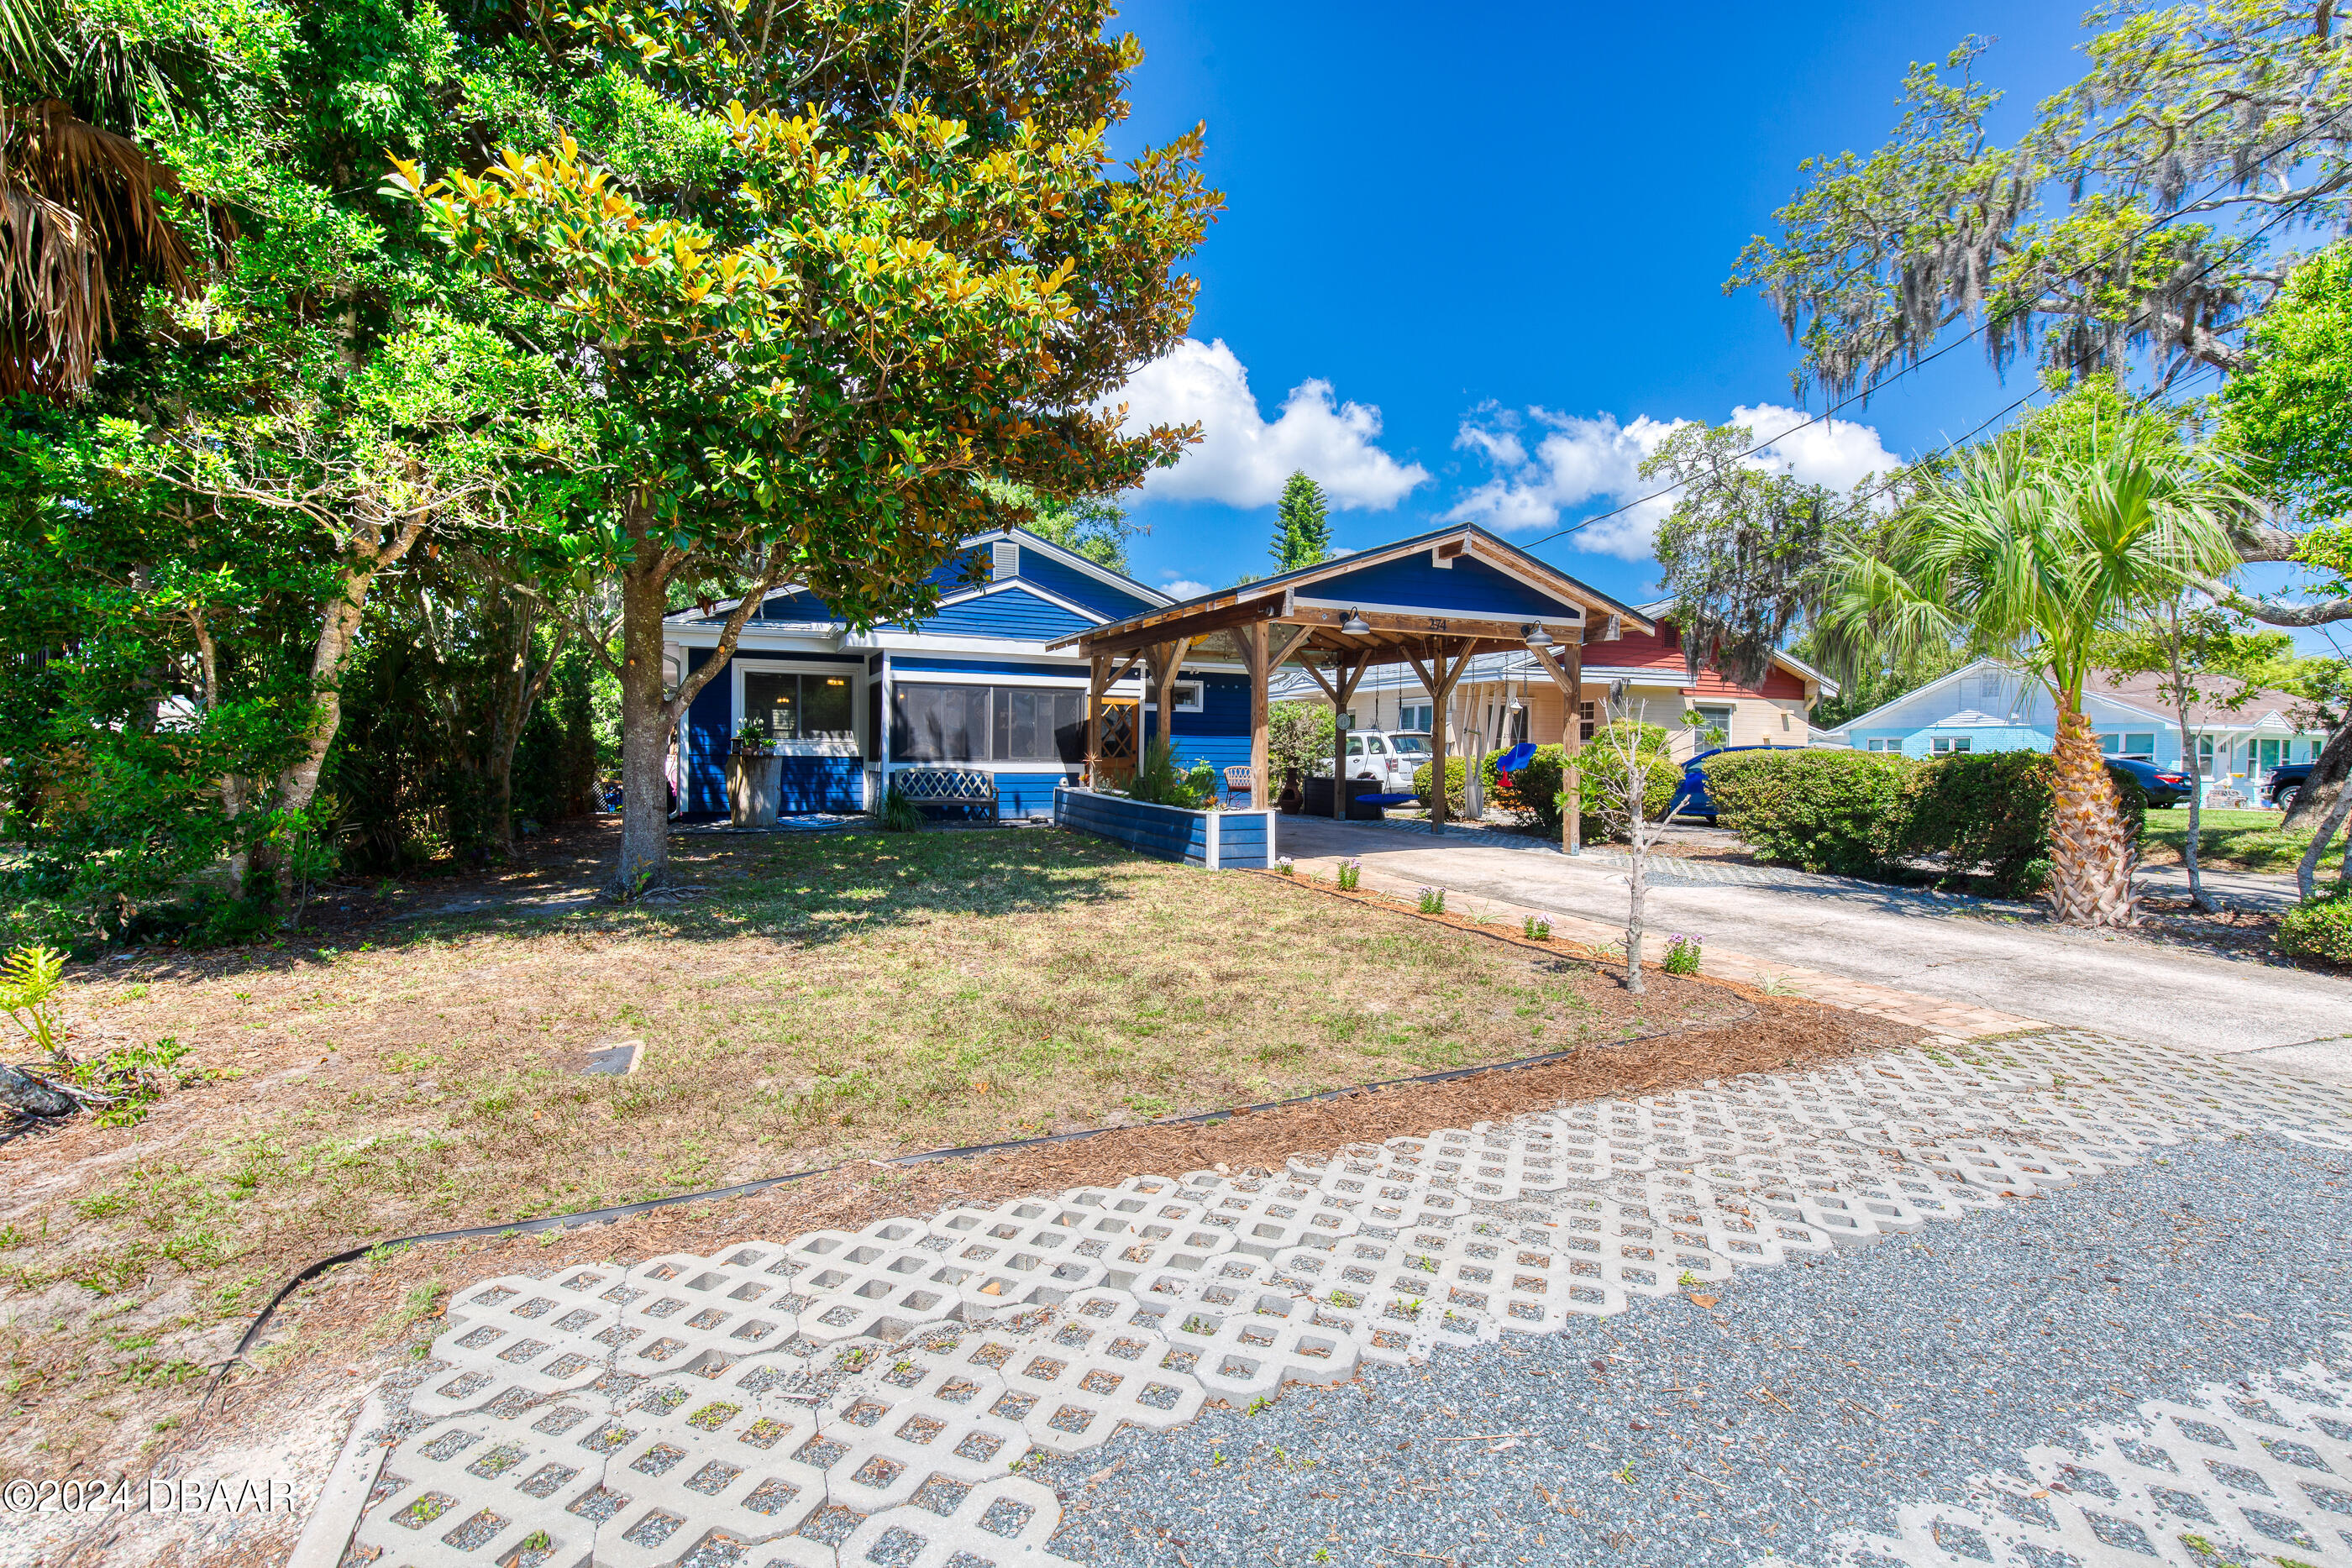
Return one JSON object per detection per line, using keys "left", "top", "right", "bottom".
{"left": 1271, "top": 471, "right": 1332, "bottom": 570}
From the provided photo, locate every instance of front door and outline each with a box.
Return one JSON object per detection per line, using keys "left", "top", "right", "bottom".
{"left": 1094, "top": 698, "right": 1138, "bottom": 786}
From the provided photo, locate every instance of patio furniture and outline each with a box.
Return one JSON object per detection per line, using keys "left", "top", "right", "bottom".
{"left": 1223, "top": 764, "right": 1253, "bottom": 805}
{"left": 890, "top": 767, "right": 998, "bottom": 821}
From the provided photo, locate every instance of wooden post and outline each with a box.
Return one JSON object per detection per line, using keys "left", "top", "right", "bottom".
{"left": 1564, "top": 637, "right": 1583, "bottom": 854}
{"left": 1085, "top": 653, "right": 1108, "bottom": 788}
{"left": 1406, "top": 642, "right": 1465, "bottom": 836}
{"left": 1529, "top": 638, "right": 1586, "bottom": 854}
{"left": 1299, "top": 650, "right": 1368, "bottom": 820}
{"left": 1248, "top": 621, "right": 1270, "bottom": 810}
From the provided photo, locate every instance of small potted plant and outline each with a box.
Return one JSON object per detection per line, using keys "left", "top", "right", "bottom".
{"left": 732, "top": 718, "right": 774, "bottom": 755}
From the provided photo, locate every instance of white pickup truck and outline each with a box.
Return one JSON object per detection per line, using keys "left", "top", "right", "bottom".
{"left": 1313, "top": 730, "right": 1434, "bottom": 792}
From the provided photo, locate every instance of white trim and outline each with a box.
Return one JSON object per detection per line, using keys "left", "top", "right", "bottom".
{"left": 1205, "top": 809, "right": 1221, "bottom": 870}
{"left": 732, "top": 658, "right": 865, "bottom": 753}
{"left": 892, "top": 669, "right": 1142, "bottom": 692}
{"left": 926, "top": 576, "right": 1111, "bottom": 627}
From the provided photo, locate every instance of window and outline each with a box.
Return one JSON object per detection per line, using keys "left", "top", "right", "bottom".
{"left": 2102, "top": 732, "right": 2156, "bottom": 760}
{"left": 889, "top": 684, "right": 1085, "bottom": 764}
{"left": 2197, "top": 735, "right": 2213, "bottom": 776}
{"left": 1363, "top": 737, "right": 1388, "bottom": 755}
{"left": 1399, "top": 703, "right": 1432, "bottom": 732}
{"left": 1690, "top": 704, "right": 1734, "bottom": 742}
{"left": 1389, "top": 734, "right": 1431, "bottom": 756}
{"left": 743, "top": 670, "right": 856, "bottom": 743}
{"left": 1345, "top": 736, "right": 1364, "bottom": 758}
{"left": 1578, "top": 700, "right": 1596, "bottom": 742}
{"left": 1866, "top": 739, "right": 1887, "bottom": 753}
{"left": 1931, "top": 737, "right": 1971, "bottom": 754}
{"left": 1154, "top": 679, "right": 1203, "bottom": 714}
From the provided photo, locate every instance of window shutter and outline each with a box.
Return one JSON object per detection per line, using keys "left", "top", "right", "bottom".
{"left": 991, "top": 540, "right": 1017, "bottom": 582}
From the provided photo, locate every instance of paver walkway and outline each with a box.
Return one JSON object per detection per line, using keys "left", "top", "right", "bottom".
{"left": 1273, "top": 816, "right": 2352, "bottom": 1084}
{"left": 297, "top": 1026, "right": 2352, "bottom": 1568}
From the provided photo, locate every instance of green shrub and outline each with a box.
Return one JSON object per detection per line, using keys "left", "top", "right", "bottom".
{"left": 1483, "top": 746, "right": 1567, "bottom": 836}
{"left": 1574, "top": 722, "right": 1678, "bottom": 843}
{"left": 1702, "top": 749, "right": 1913, "bottom": 877}
{"left": 1128, "top": 739, "right": 1213, "bottom": 809}
{"left": 875, "top": 786, "right": 925, "bottom": 832}
{"left": 1898, "top": 752, "right": 2146, "bottom": 898}
{"left": 1662, "top": 933, "right": 1702, "bottom": 975}
{"left": 1410, "top": 757, "right": 1468, "bottom": 817}
{"left": 1705, "top": 747, "right": 2150, "bottom": 893}
{"left": 2279, "top": 891, "right": 2352, "bottom": 963}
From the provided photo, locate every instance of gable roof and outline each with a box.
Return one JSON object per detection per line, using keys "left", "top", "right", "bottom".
{"left": 665, "top": 524, "right": 1170, "bottom": 631}
{"left": 1048, "top": 522, "right": 1651, "bottom": 660}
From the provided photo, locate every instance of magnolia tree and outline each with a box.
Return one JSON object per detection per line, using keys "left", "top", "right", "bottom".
{"left": 393, "top": 1, "right": 1216, "bottom": 894}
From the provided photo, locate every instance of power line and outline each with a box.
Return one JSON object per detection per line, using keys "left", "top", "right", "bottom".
{"left": 1520, "top": 127, "right": 2339, "bottom": 551}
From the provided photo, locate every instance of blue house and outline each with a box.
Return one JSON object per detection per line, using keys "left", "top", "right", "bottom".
{"left": 1830, "top": 656, "right": 2330, "bottom": 805}
{"left": 660, "top": 528, "right": 1254, "bottom": 821}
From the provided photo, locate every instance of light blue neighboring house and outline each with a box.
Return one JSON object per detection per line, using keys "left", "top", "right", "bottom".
{"left": 1830, "top": 656, "right": 2329, "bottom": 803}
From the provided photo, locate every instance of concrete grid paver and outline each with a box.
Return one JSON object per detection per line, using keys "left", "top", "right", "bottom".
{"left": 318, "top": 1026, "right": 2352, "bottom": 1567}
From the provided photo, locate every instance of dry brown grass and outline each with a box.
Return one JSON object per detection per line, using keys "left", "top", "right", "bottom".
{"left": 0, "top": 822, "right": 1877, "bottom": 1483}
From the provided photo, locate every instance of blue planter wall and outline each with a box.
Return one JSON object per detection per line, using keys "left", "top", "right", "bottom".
{"left": 1053, "top": 788, "right": 1274, "bottom": 869}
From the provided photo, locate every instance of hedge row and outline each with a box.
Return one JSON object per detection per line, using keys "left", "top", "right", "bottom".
{"left": 1700, "top": 748, "right": 2147, "bottom": 897}
{"left": 2278, "top": 891, "right": 2352, "bottom": 964}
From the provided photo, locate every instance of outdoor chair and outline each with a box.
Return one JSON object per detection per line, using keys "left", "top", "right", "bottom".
{"left": 1223, "top": 765, "right": 1252, "bottom": 805}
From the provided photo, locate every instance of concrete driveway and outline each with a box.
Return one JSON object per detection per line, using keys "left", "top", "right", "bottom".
{"left": 1273, "top": 815, "right": 2352, "bottom": 1083}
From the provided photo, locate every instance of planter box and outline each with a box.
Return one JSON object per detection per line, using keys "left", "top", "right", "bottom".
{"left": 1053, "top": 787, "right": 1275, "bottom": 869}
{"left": 728, "top": 752, "right": 783, "bottom": 826}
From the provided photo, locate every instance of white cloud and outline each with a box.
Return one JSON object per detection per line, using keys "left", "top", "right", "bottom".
{"left": 1161, "top": 576, "right": 1215, "bottom": 600}
{"left": 1442, "top": 401, "right": 1900, "bottom": 559}
{"left": 1105, "top": 338, "right": 1429, "bottom": 511}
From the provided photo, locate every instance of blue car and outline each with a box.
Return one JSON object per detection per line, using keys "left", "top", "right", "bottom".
{"left": 1666, "top": 745, "right": 1778, "bottom": 824}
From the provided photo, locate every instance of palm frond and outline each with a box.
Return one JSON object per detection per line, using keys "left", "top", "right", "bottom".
{"left": 0, "top": 97, "right": 201, "bottom": 397}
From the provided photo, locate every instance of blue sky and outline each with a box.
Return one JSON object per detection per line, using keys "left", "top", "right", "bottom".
{"left": 1093, "top": 2, "right": 2303, "bottom": 617}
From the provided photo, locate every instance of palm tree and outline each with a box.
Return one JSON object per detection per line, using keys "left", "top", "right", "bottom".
{"left": 1826, "top": 418, "right": 2248, "bottom": 926}
{"left": 0, "top": 0, "right": 204, "bottom": 398}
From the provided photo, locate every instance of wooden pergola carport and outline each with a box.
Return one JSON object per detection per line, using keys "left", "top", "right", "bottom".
{"left": 1046, "top": 526, "right": 1652, "bottom": 850}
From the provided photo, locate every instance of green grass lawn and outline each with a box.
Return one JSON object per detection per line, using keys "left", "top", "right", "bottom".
{"left": 2139, "top": 806, "right": 2346, "bottom": 877}
{"left": 2, "top": 826, "right": 1761, "bottom": 1473}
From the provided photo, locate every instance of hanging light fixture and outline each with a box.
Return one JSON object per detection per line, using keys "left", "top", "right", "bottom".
{"left": 1521, "top": 622, "right": 1554, "bottom": 648}
{"left": 1340, "top": 608, "right": 1372, "bottom": 636}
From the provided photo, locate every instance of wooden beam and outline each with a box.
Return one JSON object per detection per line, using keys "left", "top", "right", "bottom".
{"left": 1248, "top": 621, "right": 1271, "bottom": 812}
{"left": 1529, "top": 642, "right": 1585, "bottom": 853}
{"left": 1084, "top": 653, "right": 1109, "bottom": 788}
{"left": 1074, "top": 602, "right": 1580, "bottom": 661}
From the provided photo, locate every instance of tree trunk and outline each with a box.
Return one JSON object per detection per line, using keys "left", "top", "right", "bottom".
{"left": 2167, "top": 639, "right": 2210, "bottom": 912}
{"left": 612, "top": 559, "right": 675, "bottom": 898}
{"left": 2295, "top": 773, "right": 2352, "bottom": 901}
{"left": 2046, "top": 703, "right": 2139, "bottom": 927}
{"left": 1623, "top": 826, "right": 1647, "bottom": 994}
{"left": 2284, "top": 716, "right": 2350, "bottom": 831}
{"left": 237, "top": 535, "right": 414, "bottom": 910}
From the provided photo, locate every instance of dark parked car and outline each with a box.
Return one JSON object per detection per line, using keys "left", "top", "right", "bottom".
{"left": 2265, "top": 760, "right": 2313, "bottom": 811}
{"left": 2104, "top": 755, "right": 2194, "bottom": 809}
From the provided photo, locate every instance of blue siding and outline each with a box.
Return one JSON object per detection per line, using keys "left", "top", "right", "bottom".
{"left": 1144, "top": 671, "right": 1250, "bottom": 776}
{"left": 778, "top": 758, "right": 864, "bottom": 812}
{"left": 1310, "top": 553, "right": 1576, "bottom": 619}
{"left": 894, "top": 585, "right": 1093, "bottom": 642}
{"left": 1016, "top": 547, "right": 1158, "bottom": 621}
{"left": 684, "top": 648, "right": 732, "bottom": 815}
{"left": 994, "top": 773, "right": 1072, "bottom": 818}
